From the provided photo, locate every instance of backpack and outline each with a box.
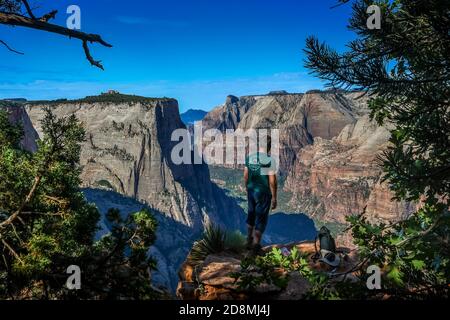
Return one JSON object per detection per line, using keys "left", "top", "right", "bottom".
{"left": 317, "top": 226, "right": 336, "bottom": 253}
{"left": 313, "top": 227, "right": 342, "bottom": 268}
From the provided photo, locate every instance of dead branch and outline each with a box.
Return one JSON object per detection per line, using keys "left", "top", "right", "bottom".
{"left": 39, "top": 10, "right": 57, "bottom": 22}
{"left": 21, "top": 0, "right": 36, "bottom": 19}
{"left": 0, "top": 11, "right": 112, "bottom": 69}
{"left": 0, "top": 39, "right": 24, "bottom": 54}
{"left": 395, "top": 217, "right": 442, "bottom": 247}
{"left": 0, "top": 237, "right": 23, "bottom": 264}
{"left": 83, "top": 40, "right": 104, "bottom": 70}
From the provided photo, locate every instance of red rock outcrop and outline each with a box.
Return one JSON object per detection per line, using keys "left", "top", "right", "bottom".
{"left": 284, "top": 115, "right": 415, "bottom": 224}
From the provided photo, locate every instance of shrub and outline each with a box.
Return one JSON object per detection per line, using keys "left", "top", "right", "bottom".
{"left": 188, "top": 225, "right": 247, "bottom": 265}
{"left": 188, "top": 225, "right": 226, "bottom": 265}
{"left": 232, "top": 247, "right": 341, "bottom": 299}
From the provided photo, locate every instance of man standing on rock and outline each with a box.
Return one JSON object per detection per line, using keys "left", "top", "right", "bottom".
{"left": 244, "top": 134, "right": 277, "bottom": 255}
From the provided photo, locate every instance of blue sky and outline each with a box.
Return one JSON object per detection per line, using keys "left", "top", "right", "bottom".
{"left": 0, "top": 0, "right": 355, "bottom": 112}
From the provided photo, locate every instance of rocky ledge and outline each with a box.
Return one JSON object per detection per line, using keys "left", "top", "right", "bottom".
{"left": 176, "top": 241, "right": 358, "bottom": 300}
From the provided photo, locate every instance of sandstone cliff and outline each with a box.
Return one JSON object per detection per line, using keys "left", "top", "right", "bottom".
{"left": 0, "top": 95, "right": 246, "bottom": 292}
{"left": 202, "top": 91, "right": 413, "bottom": 227}
{"left": 284, "top": 115, "right": 415, "bottom": 224}
{"left": 202, "top": 91, "right": 370, "bottom": 174}
{"left": 25, "top": 98, "right": 244, "bottom": 233}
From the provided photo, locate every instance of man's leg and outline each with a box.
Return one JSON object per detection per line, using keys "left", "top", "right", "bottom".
{"left": 246, "top": 190, "right": 256, "bottom": 249}
{"left": 253, "top": 230, "right": 262, "bottom": 245}
{"left": 253, "top": 193, "right": 271, "bottom": 254}
{"left": 247, "top": 225, "right": 254, "bottom": 248}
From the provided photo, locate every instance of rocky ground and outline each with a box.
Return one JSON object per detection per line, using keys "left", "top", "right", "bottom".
{"left": 177, "top": 241, "right": 359, "bottom": 300}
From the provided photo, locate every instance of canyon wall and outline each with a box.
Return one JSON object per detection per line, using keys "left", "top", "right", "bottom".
{"left": 1, "top": 102, "right": 38, "bottom": 152}
{"left": 25, "top": 98, "right": 244, "bottom": 232}
{"left": 1, "top": 96, "right": 246, "bottom": 291}
{"left": 202, "top": 91, "right": 414, "bottom": 225}
{"left": 202, "top": 91, "right": 370, "bottom": 174}
{"left": 284, "top": 115, "right": 415, "bottom": 224}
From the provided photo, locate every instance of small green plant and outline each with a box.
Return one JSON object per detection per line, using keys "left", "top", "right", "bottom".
{"left": 232, "top": 247, "right": 341, "bottom": 299}
{"left": 231, "top": 250, "right": 290, "bottom": 292}
{"left": 188, "top": 226, "right": 247, "bottom": 265}
{"left": 187, "top": 225, "right": 226, "bottom": 265}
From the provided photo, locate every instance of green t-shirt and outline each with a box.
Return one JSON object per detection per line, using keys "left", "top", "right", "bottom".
{"left": 245, "top": 152, "right": 273, "bottom": 195}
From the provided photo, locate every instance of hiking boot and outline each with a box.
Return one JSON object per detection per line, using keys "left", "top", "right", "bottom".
{"left": 252, "top": 244, "right": 264, "bottom": 256}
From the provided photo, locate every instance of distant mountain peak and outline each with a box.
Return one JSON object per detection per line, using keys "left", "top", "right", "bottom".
{"left": 180, "top": 109, "right": 207, "bottom": 125}
{"left": 226, "top": 95, "right": 239, "bottom": 105}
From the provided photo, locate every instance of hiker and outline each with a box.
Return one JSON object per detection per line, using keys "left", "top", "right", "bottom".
{"left": 244, "top": 135, "right": 277, "bottom": 254}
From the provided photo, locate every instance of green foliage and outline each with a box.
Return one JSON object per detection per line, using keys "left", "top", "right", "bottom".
{"left": 188, "top": 225, "right": 247, "bottom": 265}
{"left": 188, "top": 225, "right": 226, "bottom": 265}
{"left": 346, "top": 203, "right": 449, "bottom": 297}
{"left": 0, "top": 108, "right": 159, "bottom": 299}
{"left": 305, "top": 0, "right": 450, "bottom": 299}
{"left": 232, "top": 247, "right": 340, "bottom": 299}
{"left": 0, "top": 0, "right": 20, "bottom": 12}
{"left": 0, "top": 109, "right": 23, "bottom": 149}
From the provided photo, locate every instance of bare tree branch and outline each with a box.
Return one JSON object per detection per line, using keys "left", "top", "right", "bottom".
{"left": 21, "top": 0, "right": 36, "bottom": 19}
{"left": 0, "top": 237, "right": 23, "bottom": 264}
{"left": 0, "top": 11, "right": 112, "bottom": 69}
{"left": 39, "top": 9, "right": 57, "bottom": 22}
{"left": 0, "top": 175, "right": 42, "bottom": 230}
{"left": 0, "top": 39, "right": 23, "bottom": 54}
{"left": 330, "top": 0, "right": 351, "bottom": 9}
{"left": 83, "top": 40, "right": 104, "bottom": 70}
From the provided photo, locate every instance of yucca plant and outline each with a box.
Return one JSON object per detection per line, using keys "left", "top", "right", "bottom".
{"left": 188, "top": 225, "right": 249, "bottom": 265}
{"left": 188, "top": 225, "right": 226, "bottom": 265}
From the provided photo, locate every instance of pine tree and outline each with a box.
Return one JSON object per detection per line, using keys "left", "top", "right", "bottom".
{"left": 305, "top": 0, "right": 449, "bottom": 298}
{"left": 0, "top": 108, "right": 159, "bottom": 299}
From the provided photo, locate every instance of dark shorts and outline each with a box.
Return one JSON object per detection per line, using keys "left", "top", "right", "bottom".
{"left": 246, "top": 189, "right": 272, "bottom": 233}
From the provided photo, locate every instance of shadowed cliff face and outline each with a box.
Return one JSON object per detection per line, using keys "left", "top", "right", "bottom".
{"left": 25, "top": 99, "right": 244, "bottom": 233}
{"left": 263, "top": 213, "right": 316, "bottom": 244}
{"left": 1, "top": 103, "right": 39, "bottom": 152}
{"left": 19, "top": 97, "right": 248, "bottom": 292}
{"left": 83, "top": 188, "right": 195, "bottom": 292}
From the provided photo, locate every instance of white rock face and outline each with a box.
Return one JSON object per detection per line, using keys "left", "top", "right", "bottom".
{"left": 25, "top": 99, "right": 244, "bottom": 233}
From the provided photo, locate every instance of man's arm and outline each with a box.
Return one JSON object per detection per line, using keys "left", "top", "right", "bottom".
{"left": 244, "top": 167, "right": 249, "bottom": 192}
{"left": 269, "top": 174, "right": 277, "bottom": 210}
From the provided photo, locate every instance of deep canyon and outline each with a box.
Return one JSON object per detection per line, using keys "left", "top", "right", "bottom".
{"left": 1, "top": 90, "right": 413, "bottom": 291}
